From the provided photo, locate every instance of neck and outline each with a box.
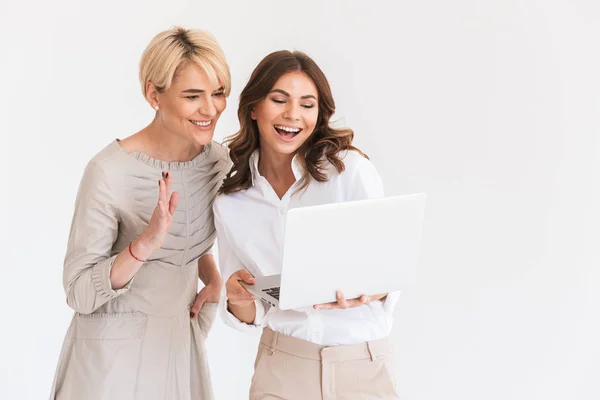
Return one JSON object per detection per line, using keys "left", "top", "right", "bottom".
{"left": 257, "top": 146, "right": 296, "bottom": 186}
{"left": 138, "top": 117, "right": 204, "bottom": 162}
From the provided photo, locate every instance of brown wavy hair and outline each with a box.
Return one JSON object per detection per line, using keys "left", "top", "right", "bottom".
{"left": 219, "top": 50, "right": 366, "bottom": 195}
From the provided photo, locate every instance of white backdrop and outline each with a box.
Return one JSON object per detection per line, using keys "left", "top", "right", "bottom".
{"left": 1, "top": 1, "right": 599, "bottom": 399}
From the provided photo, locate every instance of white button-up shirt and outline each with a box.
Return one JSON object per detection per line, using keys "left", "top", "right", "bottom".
{"left": 213, "top": 149, "right": 400, "bottom": 346}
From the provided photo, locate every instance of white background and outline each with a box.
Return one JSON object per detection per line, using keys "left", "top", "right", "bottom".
{"left": 1, "top": 1, "right": 599, "bottom": 399}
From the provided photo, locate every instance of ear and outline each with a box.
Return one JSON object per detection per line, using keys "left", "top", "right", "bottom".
{"left": 250, "top": 107, "right": 256, "bottom": 120}
{"left": 145, "top": 81, "right": 160, "bottom": 109}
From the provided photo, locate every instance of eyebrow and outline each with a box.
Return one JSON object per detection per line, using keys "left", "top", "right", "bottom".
{"left": 269, "top": 89, "right": 317, "bottom": 101}
{"left": 182, "top": 86, "right": 224, "bottom": 94}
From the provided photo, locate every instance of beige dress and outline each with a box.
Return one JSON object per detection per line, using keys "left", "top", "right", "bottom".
{"left": 49, "top": 140, "right": 231, "bottom": 400}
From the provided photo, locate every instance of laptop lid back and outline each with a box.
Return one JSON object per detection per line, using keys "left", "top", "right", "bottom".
{"left": 278, "top": 193, "right": 426, "bottom": 310}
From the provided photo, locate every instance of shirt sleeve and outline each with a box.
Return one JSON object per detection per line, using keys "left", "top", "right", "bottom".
{"left": 200, "top": 246, "right": 214, "bottom": 257}
{"left": 213, "top": 199, "right": 266, "bottom": 332}
{"left": 63, "top": 162, "right": 132, "bottom": 314}
{"left": 347, "top": 152, "right": 401, "bottom": 314}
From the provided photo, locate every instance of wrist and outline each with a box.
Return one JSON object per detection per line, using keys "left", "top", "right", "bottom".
{"left": 227, "top": 299, "right": 256, "bottom": 324}
{"left": 131, "top": 236, "right": 153, "bottom": 261}
{"left": 205, "top": 277, "right": 223, "bottom": 288}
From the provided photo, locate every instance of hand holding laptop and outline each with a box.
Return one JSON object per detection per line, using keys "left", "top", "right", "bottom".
{"left": 232, "top": 272, "right": 387, "bottom": 310}
{"left": 313, "top": 290, "right": 388, "bottom": 310}
{"left": 236, "top": 194, "right": 426, "bottom": 311}
{"left": 226, "top": 269, "right": 256, "bottom": 306}
{"left": 225, "top": 269, "right": 258, "bottom": 324}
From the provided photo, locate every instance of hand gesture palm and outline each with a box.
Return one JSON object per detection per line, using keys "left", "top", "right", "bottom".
{"left": 141, "top": 171, "right": 179, "bottom": 251}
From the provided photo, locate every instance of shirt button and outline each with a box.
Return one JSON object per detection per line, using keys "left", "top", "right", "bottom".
{"left": 279, "top": 208, "right": 285, "bottom": 216}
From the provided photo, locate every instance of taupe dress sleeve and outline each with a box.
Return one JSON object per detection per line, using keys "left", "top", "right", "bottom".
{"left": 63, "top": 160, "right": 131, "bottom": 314}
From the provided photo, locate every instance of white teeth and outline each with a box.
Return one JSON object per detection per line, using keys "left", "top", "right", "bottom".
{"left": 190, "top": 120, "right": 211, "bottom": 127}
{"left": 275, "top": 125, "right": 300, "bottom": 133}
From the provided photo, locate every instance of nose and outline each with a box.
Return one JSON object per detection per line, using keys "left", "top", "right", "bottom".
{"left": 282, "top": 102, "right": 300, "bottom": 121}
{"left": 198, "top": 96, "right": 217, "bottom": 118}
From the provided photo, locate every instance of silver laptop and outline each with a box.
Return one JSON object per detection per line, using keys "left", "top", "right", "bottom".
{"left": 241, "top": 193, "right": 426, "bottom": 310}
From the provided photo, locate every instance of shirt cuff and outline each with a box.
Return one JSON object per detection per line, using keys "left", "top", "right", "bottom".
{"left": 382, "top": 290, "right": 401, "bottom": 315}
{"left": 219, "top": 295, "right": 266, "bottom": 332}
{"left": 253, "top": 298, "right": 267, "bottom": 325}
{"left": 92, "top": 255, "right": 132, "bottom": 299}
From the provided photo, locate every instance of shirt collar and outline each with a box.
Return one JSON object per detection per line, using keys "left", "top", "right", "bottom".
{"left": 249, "top": 149, "right": 304, "bottom": 186}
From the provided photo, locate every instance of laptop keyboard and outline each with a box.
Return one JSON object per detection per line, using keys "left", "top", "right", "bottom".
{"left": 262, "top": 287, "right": 280, "bottom": 300}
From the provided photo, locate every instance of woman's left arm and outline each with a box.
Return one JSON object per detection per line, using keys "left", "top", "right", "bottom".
{"left": 190, "top": 253, "right": 223, "bottom": 318}
{"left": 198, "top": 253, "right": 222, "bottom": 286}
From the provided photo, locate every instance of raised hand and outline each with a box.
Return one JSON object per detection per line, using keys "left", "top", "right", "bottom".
{"left": 138, "top": 171, "right": 179, "bottom": 252}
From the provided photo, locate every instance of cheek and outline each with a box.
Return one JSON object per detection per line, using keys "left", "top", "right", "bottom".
{"left": 258, "top": 120, "right": 274, "bottom": 137}
{"left": 256, "top": 103, "right": 279, "bottom": 124}
{"left": 256, "top": 123, "right": 271, "bottom": 144}
{"left": 305, "top": 111, "right": 319, "bottom": 131}
{"left": 255, "top": 115, "right": 272, "bottom": 131}
{"left": 171, "top": 101, "right": 196, "bottom": 119}
{"left": 214, "top": 97, "right": 227, "bottom": 114}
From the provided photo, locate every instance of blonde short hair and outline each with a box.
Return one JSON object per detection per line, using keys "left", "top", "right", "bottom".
{"left": 139, "top": 27, "right": 231, "bottom": 97}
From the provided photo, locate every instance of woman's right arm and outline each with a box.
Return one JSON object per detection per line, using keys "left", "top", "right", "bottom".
{"left": 64, "top": 165, "right": 177, "bottom": 314}
{"left": 213, "top": 200, "right": 266, "bottom": 330}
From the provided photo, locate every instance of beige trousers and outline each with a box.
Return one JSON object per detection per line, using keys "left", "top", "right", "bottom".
{"left": 249, "top": 328, "right": 400, "bottom": 400}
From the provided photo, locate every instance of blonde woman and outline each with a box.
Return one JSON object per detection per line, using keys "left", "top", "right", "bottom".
{"left": 49, "top": 27, "right": 231, "bottom": 400}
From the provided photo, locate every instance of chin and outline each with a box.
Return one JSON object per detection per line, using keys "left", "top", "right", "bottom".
{"left": 265, "top": 139, "right": 298, "bottom": 155}
{"left": 191, "top": 130, "right": 215, "bottom": 146}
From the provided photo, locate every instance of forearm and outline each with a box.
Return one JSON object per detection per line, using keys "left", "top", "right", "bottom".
{"left": 197, "top": 254, "right": 222, "bottom": 286}
{"left": 110, "top": 237, "right": 152, "bottom": 289}
{"left": 227, "top": 300, "right": 257, "bottom": 324}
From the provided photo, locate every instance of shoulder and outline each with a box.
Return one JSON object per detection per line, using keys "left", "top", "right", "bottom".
{"left": 83, "top": 141, "right": 124, "bottom": 187}
{"left": 209, "top": 140, "right": 229, "bottom": 160}
{"left": 71, "top": 142, "right": 127, "bottom": 206}
{"left": 209, "top": 140, "right": 232, "bottom": 169}
{"left": 334, "top": 149, "right": 384, "bottom": 199}
{"left": 333, "top": 149, "right": 378, "bottom": 178}
{"left": 339, "top": 149, "right": 371, "bottom": 166}
{"left": 213, "top": 192, "right": 240, "bottom": 228}
{"left": 214, "top": 189, "right": 245, "bottom": 214}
